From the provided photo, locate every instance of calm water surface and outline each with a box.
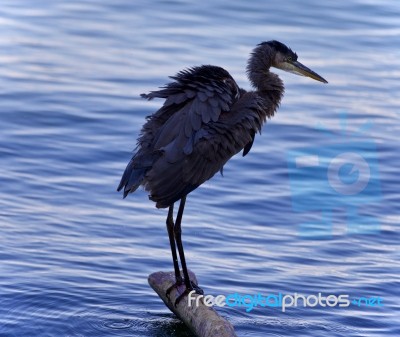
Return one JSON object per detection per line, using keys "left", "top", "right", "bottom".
{"left": 0, "top": 1, "right": 399, "bottom": 336}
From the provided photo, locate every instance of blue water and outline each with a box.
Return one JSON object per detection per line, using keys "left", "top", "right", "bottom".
{"left": 1, "top": 1, "right": 399, "bottom": 336}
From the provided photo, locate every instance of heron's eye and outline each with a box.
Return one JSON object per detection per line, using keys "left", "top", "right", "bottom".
{"left": 286, "top": 56, "right": 292, "bottom": 62}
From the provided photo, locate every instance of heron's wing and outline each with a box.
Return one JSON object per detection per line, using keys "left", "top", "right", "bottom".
{"left": 146, "top": 91, "right": 269, "bottom": 208}
{"left": 183, "top": 91, "right": 267, "bottom": 184}
{"left": 140, "top": 66, "right": 241, "bottom": 156}
{"left": 118, "top": 65, "right": 241, "bottom": 199}
{"left": 242, "top": 130, "right": 255, "bottom": 156}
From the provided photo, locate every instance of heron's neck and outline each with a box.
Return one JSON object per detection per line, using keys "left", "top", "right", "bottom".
{"left": 246, "top": 49, "right": 284, "bottom": 111}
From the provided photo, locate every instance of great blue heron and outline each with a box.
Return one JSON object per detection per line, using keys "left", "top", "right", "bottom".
{"left": 118, "top": 40, "right": 327, "bottom": 303}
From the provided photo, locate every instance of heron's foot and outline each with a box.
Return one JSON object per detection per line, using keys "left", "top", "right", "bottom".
{"left": 174, "top": 280, "right": 204, "bottom": 306}
{"left": 166, "top": 274, "right": 183, "bottom": 300}
{"left": 165, "top": 277, "right": 203, "bottom": 306}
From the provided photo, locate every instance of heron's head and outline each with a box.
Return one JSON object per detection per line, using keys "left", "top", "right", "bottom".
{"left": 262, "top": 40, "right": 328, "bottom": 83}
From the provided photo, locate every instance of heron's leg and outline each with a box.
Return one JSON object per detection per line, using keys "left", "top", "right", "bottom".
{"left": 166, "top": 203, "right": 182, "bottom": 284}
{"left": 174, "top": 196, "right": 203, "bottom": 305}
{"left": 174, "top": 196, "right": 190, "bottom": 288}
{"left": 165, "top": 204, "right": 185, "bottom": 301}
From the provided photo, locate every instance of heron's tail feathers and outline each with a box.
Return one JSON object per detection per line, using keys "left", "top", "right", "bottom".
{"left": 117, "top": 163, "right": 145, "bottom": 198}
{"left": 117, "top": 151, "right": 162, "bottom": 198}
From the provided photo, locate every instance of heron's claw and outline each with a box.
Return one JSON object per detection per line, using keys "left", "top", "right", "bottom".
{"left": 174, "top": 280, "right": 203, "bottom": 306}
{"left": 166, "top": 278, "right": 203, "bottom": 306}
{"left": 165, "top": 276, "right": 183, "bottom": 301}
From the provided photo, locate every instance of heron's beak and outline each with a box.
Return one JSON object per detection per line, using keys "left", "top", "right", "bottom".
{"left": 277, "top": 60, "right": 328, "bottom": 83}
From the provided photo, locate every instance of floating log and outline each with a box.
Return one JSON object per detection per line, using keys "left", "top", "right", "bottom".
{"left": 148, "top": 270, "right": 237, "bottom": 337}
